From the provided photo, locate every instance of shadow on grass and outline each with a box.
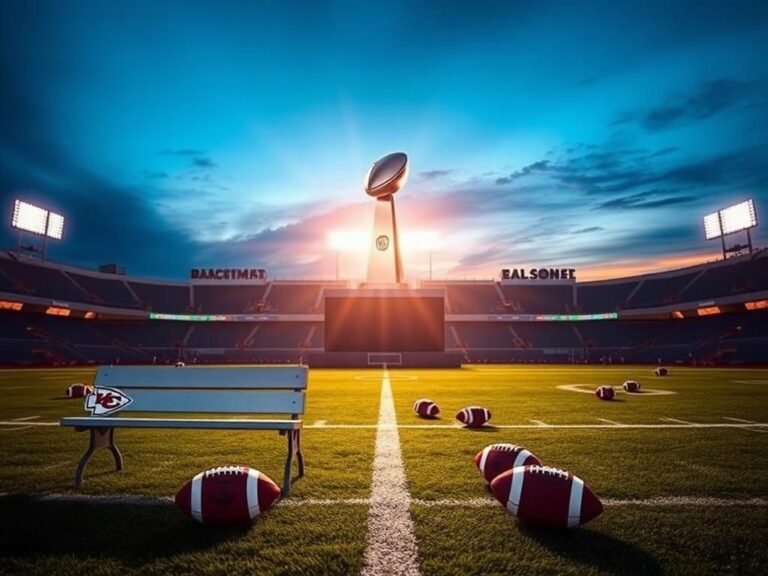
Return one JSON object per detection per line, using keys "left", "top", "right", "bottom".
{"left": 0, "top": 495, "right": 251, "bottom": 561}
{"left": 462, "top": 425, "right": 500, "bottom": 432}
{"left": 519, "top": 522, "right": 662, "bottom": 575}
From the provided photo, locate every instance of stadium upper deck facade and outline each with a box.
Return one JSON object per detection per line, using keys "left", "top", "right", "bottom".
{"left": 1, "top": 249, "right": 766, "bottom": 366}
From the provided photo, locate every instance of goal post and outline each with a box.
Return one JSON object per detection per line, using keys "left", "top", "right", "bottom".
{"left": 367, "top": 352, "right": 402, "bottom": 367}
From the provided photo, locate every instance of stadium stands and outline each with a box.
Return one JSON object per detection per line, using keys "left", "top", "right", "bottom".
{"left": 500, "top": 284, "right": 574, "bottom": 313}
{"left": 193, "top": 285, "right": 267, "bottom": 313}
{"left": 66, "top": 271, "right": 141, "bottom": 309}
{"left": 423, "top": 282, "right": 504, "bottom": 313}
{"left": 1, "top": 250, "right": 767, "bottom": 366}
{"left": 264, "top": 282, "right": 341, "bottom": 313}
{"left": 576, "top": 280, "right": 638, "bottom": 313}
{"left": 0, "top": 254, "right": 87, "bottom": 302}
{"left": 127, "top": 281, "right": 190, "bottom": 313}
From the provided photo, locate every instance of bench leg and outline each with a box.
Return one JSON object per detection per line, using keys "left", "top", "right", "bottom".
{"left": 73, "top": 427, "right": 122, "bottom": 489}
{"left": 281, "top": 429, "right": 304, "bottom": 497}
{"left": 296, "top": 430, "right": 304, "bottom": 478}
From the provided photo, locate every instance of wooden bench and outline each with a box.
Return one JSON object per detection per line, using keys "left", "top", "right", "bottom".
{"left": 60, "top": 365, "right": 307, "bottom": 496}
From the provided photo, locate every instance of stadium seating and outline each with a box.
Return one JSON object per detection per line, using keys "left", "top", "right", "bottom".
{"left": 576, "top": 280, "right": 638, "bottom": 313}
{"left": 1, "top": 249, "right": 767, "bottom": 367}
{"left": 499, "top": 285, "right": 574, "bottom": 313}
{"left": 127, "top": 281, "right": 190, "bottom": 313}
{"left": 193, "top": 285, "right": 267, "bottom": 313}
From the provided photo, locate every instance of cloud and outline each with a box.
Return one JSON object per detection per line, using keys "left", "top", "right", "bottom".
{"left": 417, "top": 169, "right": 453, "bottom": 181}
{"left": 495, "top": 160, "right": 550, "bottom": 185}
{"left": 616, "top": 78, "right": 765, "bottom": 131}
{"left": 596, "top": 193, "right": 696, "bottom": 210}
{"left": 192, "top": 157, "right": 217, "bottom": 168}
{"left": 571, "top": 226, "right": 603, "bottom": 234}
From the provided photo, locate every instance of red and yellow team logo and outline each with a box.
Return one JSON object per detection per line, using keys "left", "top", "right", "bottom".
{"left": 84, "top": 386, "right": 133, "bottom": 416}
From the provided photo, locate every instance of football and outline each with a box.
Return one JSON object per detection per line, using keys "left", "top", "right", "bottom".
{"left": 175, "top": 466, "right": 281, "bottom": 524}
{"left": 456, "top": 406, "right": 491, "bottom": 428}
{"left": 66, "top": 383, "right": 93, "bottom": 399}
{"left": 623, "top": 380, "right": 641, "bottom": 393}
{"left": 365, "top": 152, "right": 408, "bottom": 198}
{"left": 655, "top": 367, "right": 669, "bottom": 376}
{"left": 490, "top": 465, "right": 603, "bottom": 529}
{"left": 595, "top": 386, "right": 615, "bottom": 400}
{"left": 474, "top": 443, "right": 542, "bottom": 483}
{"left": 413, "top": 398, "right": 440, "bottom": 418}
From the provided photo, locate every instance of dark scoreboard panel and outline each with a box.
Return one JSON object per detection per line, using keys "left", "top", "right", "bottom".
{"left": 325, "top": 295, "right": 445, "bottom": 352}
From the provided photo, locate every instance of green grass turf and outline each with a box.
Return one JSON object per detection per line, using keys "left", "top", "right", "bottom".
{"left": 390, "top": 365, "right": 768, "bottom": 424}
{"left": 1, "top": 365, "right": 767, "bottom": 575}
{"left": 0, "top": 495, "right": 368, "bottom": 576}
{"left": 411, "top": 506, "right": 768, "bottom": 576}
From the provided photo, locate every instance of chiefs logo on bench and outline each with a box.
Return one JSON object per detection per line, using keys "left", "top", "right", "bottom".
{"left": 84, "top": 387, "right": 133, "bottom": 416}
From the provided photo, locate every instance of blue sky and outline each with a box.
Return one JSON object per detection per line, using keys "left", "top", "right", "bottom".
{"left": 1, "top": 0, "right": 767, "bottom": 281}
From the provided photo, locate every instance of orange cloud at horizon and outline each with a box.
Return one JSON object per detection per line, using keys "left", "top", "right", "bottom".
{"left": 575, "top": 251, "right": 724, "bottom": 282}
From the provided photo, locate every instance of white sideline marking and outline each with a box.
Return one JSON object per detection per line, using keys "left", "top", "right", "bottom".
{"left": 0, "top": 425, "right": 32, "bottom": 432}
{"left": 2, "top": 420, "right": 767, "bottom": 431}
{"left": 308, "top": 423, "right": 768, "bottom": 430}
{"left": 361, "top": 367, "right": 421, "bottom": 576}
{"left": 0, "top": 421, "right": 57, "bottom": 427}
{"left": 312, "top": 420, "right": 327, "bottom": 427}
{"left": 557, "top": 384, "right": 677, "bottom": 396}
{"left": 732, "top": 380, "right": 768, "bottom": 384}
{"left": 280, "top": 498, "right": 370, "bottom": 507}
{"left": 598, "top": 419, "right": 623, "bottom": 425}
{"left": 660, "top": 417, "right": 695, "bottom": 425}
{"left": 723, "top": 417, "right": 755, "bottom": 423}
{"left": 4, "top": 493, "right": 765, "bottom": 509}
{"left": 529, "top": 420, "right": 549, "bottom": 427}
{"left": 11, "top": 416, "right": 40, "bottom": 421}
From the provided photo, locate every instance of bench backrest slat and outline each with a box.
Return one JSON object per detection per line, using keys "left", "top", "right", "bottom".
{"left": 95, "top": 366, "right": 307, "bottom": 390}
{"left": 90, "top": 365, "right": 307, "bottom": 416}
{"left": 107, "top": 389, "right": 304, "bottom": 414}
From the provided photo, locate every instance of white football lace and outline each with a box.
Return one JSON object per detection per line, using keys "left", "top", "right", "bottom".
{"left": 529, "top": 466, "right": 569, "bottom": 479}
{"left": 490, "top": 444, "right": 521, "bottom": 452}
{"left": 205, "top": 466, "right": 246, "bottom": 477}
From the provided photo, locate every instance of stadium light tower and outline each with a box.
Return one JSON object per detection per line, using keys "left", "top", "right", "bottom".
{"left": 327, "top": 230, "right": 367, "bottom": 280}
{"left": 402, "top": 231, "right": 440, "bottom": 280}
{"left": 703, "top": 199, "right": 758, "bottom": 259}
{"left": 10, "top": 199, "right": 65, "bottom": 260}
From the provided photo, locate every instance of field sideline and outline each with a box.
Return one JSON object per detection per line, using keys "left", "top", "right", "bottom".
{"left": 1, "top": 365, "right": 767, "bottom": 575}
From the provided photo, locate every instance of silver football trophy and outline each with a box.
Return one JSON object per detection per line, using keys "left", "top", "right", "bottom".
{"left": 365, "top": 152, "right": 408, "bottom": 285}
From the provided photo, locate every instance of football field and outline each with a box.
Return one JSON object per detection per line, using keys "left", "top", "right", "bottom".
{"left": 1, "top": 365, "right": 767, "bottom": 575}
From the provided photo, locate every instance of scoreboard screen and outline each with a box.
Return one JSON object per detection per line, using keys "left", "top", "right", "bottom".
{"left": 325, "top": 294, "right": 445, "bottom": 352}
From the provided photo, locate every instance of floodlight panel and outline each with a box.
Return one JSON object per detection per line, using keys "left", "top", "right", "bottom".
{"left": 12, "top": 200, "right": 48, "bottom": 236}
{"left": 719, "top": 199, "right": 757, "bottom": 235}
{"left": 46, "top": 211, "right": 64, "bottom": 239}
{"left": 703, "top": 211, "right": 722, "bottom": 240}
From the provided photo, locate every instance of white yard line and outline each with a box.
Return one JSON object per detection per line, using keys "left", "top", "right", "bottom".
{"left": 529, "top": 420, "right": 550, "bottom": 427}
{"left": 361, "top": 367, "right": 421, "bottom": 576}
{"left": 312, "top": 420, "right": 327, "bottom": 427}
{"left": 3, "top": 493, "right": 765, "bottom": 509}
{"left": 597, "top": 418, "right": 623, "bottom": 425}
{"left": 11, "top": 416, "right": 40, "bottom": 421}
{"left": 0, "top": 421, "right": 58, "bottom": 427}
{"left": 2, "top": 420, "right": 767, "bottom": 431}
{"left": 723, "top": 417, "right": 756, "bottom": 423}
{"left": 660, "top": 417, "right": 695, "bottom": 425}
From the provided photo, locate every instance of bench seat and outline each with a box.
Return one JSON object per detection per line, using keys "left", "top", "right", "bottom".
{"left": 59, "top": 365, "right": 307, "bottom": 495}
{"left": 61, "top": 417, "right": 303, "bottom": 430}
